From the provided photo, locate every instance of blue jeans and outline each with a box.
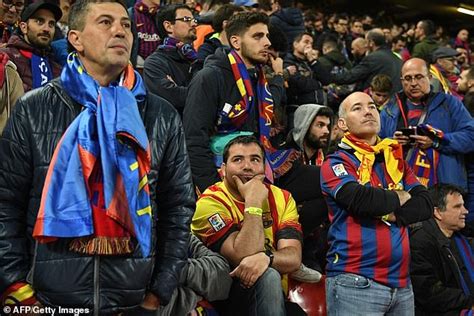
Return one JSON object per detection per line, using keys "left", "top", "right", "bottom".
{"left": 326, "top": 273, "right": 414, "bottom": 316}
{"left": 224, "top": 268, "right": 286, "bottom": 316}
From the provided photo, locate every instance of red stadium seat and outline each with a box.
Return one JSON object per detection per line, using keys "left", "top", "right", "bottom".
{"left": 288, "top": 275, "right": 327, "bottom": 316}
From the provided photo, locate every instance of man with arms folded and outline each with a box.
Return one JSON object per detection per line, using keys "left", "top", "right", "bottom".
{"left": 321, "top": 91, "right": 433, "bottom": 315}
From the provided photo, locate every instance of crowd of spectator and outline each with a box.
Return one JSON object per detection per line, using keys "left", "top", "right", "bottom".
{"left": 0, "top": 0, "right": 474, "bottom": 315}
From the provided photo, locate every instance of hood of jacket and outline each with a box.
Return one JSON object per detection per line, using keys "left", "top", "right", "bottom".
{"left": 272, "top": 8, "right": 304, "bottom": 26}
{"left": 203, "top": 46, "right": 233, "bottom": 71}
{"left": 292, "top": 103, "right": 328, "bottom": 150}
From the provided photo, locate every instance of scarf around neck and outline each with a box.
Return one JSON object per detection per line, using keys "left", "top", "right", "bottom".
{"left": 159, "top": 36, "right": 197, "bottom": 62}
{"left": 219, "top": 50, "right": 299, "bottom": 181}
{"left": 341, "top": 133, "right": 404, "bottom": 186}
{"left": 33, "top": 53, "right": 153, "bottom": 257}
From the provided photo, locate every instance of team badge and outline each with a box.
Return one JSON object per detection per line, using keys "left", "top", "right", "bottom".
{"left": 208, "top": 213, "right": 226, "bottom": 232}
{"left": 332, "top": 163, "right": 348, "bottom": 177}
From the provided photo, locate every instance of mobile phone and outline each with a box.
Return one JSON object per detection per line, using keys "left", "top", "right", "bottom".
{"left": 398, "top": 127, "right": 416, "bottom": 137}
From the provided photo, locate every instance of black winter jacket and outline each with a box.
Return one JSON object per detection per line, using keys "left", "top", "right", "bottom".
{"left": 410, "top": 219, "right": 474, "bottom": 315}
{"left": 328, "top": 47, "right": 403, "bottom": 93}
{"left": 270, "top": 8, "right": 305, "bottom": 47}
{"left": 0, "top": 79, "right": 195, "bottom": 313}
{"left": 143, "top": 46, "right": 199, "bottom": 114}
{"left": 183, "top": 48, "right": 285, "bottom": 192}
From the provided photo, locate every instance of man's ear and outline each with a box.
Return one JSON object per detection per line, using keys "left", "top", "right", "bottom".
{"left": 337, "top": 117, "right": 348, "bottom": 132}
{"left": 68, "top": 30, "right": 83, "bottom": 53}
{"left": 433, "top": 207, "right": 443, "bottom": 221}
{"left": 163, "top": 20, "right": 173, "bottom": 35}
{"left": 19, "top": 22, "right": 28, "bottom": 36}
{"left": 229, "top": 34, "right": 240, "bottom": 50}
{"left": 221, "top": 163, "right": 226, "bottom": 177}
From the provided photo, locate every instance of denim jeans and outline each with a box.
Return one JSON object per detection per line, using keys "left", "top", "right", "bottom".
{"left": 222, "top": 267, "right": 286, "bottom": 316}
{"left": 326, "top": 273, "right": 414, "bottom": 316}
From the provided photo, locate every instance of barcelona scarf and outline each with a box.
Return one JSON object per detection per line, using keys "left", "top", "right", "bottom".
{"left": 407, "top": 124, "right": 443, "bottom": 187}
{"left": 341, "top": 133, "right": 404, "bottom": 186}
{"left": 33, "top": 53, "right": 153, "bottom": 257}
{"left": 220, "top": 50, "right": 299, "bottom": 181}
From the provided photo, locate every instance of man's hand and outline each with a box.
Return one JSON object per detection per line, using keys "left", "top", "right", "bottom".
{"left": 229, "top": 252, "right": 270, "bottom": 288}
{"left": 286, "top": 65, "right": 297, "bottom": 75}
{"left": 233, "top": 175, "right": 268, "bottom": 207}
{"left": 393, "top": 131, "right": 411, "bottom": 146}
{"left": 410, "top": 135, "right": 434, "bottom": 150}
{"left": 140, "top": 292, "right": 160, "bottom": 311}
{"left": 304, "top": 46, "right": 318, "bottom": 63}
{"left": 394, "top": 190, "right": 411, "bottom": 206}
{"left": 269, "top": 54, "right": 283, "bottom": 75}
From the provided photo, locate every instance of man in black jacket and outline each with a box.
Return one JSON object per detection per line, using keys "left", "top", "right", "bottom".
{"left": 183, "top": 11, "right": 285, "bottom": 193}
{"left": 321, "top": 29, "right": 402, "bottom": 94}
{"left": 410, "top": 184, "right": 473, "bottom": 315}
{"left": 143, "top": 4, "right": 199, "bottom": 115}
{"left": 0, "top": 0, "right": 195, "bottom": 314}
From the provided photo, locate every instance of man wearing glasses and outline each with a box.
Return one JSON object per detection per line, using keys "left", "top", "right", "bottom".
{"left": 380, "top": 58, "right": 474, "bottom": 195}
{"left": 143, "top": 4, "right": 198, "bottom": 115}
{"left": 0, "top": 0, "right": 62, "bottom": 91}
{"left": 0, "top": 0, "right": 24, "bottom": 44}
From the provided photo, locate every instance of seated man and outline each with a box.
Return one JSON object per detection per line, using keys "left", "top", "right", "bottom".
{"left": 192, "top": 135, "right": 303, "bottom": 316}
{"left": 410, "top": 183, "right": 473, "bottom": 315}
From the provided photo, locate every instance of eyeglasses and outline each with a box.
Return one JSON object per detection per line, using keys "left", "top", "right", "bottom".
{"left": 174, "top": 16, "right": 198, "bottom": 24}
{"left": 401, "top": 74, "right": 427, "bottom": 83}
{"left": 2, "top": 0, "right": 24, "bottom": 10}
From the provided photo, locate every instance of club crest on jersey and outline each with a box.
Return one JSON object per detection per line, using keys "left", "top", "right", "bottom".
{"left": 332, "top": 163, "right": 348, "bottom": 177}
{"left": 208, "top": 213, "right": 226, "bottom": 232}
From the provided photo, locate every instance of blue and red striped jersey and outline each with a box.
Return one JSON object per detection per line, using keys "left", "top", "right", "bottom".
{"left": 321, "top": 148, "right": 421, "bottom": 288}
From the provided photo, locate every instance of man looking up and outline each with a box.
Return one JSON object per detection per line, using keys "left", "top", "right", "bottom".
{"left": 0, "top": 0, "right": 195, "bottom": 313}
{"left": 321, "top": 92, "right": 433, "bottom": 315}
{"left": 1, "top": 0, "right": 62, "bottom": 91}
{"left": 192, "top": 135, "right": 302, "bottom": 316}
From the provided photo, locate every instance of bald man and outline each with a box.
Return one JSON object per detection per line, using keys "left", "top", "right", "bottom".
{"left": 380, "top": 58, "right": 474, "bottom": 192}
{"left": 321, "top": 91, "right": 432, "bottom": 315}
{"left": 350, "top": 37, "right": 367, "bottom": 64}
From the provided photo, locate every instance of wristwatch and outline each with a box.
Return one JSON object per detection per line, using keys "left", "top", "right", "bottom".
{"left": 264, "top": 249, "right": 274, "bottom": 267}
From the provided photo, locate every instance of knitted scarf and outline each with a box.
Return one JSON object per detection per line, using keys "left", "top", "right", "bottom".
{"left": 454, "top": 233, "right": 474, "bottom": 297}
{"left": 406, "top": 124, "right": 443, "bottom": 187}
{"left": 220, "top": 50, "right": 299, "bottom": 181}
{"left": 159, "top": 36, "right": 197, "bottom": 62}
{"left": 341, "top": 133, "right": 404, "bottom": 186}
{"left": 33, "top": 53, "right": 152, "bottom": 257}
{"left": 133, "top": 1, "right": 160, "bottom": 60}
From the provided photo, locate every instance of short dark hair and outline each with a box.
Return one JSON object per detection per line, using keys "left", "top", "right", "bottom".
{"left": 370, "top": 74, "right": 393, "bottom": 93}
{"left": 419, "top": 19, "right": 435, "bottom": 37}
{"left": 322, "top": 39, "right": 338, "bottom": 52}
{"left": 226, "top": 11, "right": 269, "bottom": 46}
{"left": 257, "top": 0, "right": 272, "bottom": 11}
{"left": 429, "top": 183, "right": 465, "bottom": 212}
{"left": 212, "top": 4, "right": 243, "bottom": 33}
{"left": 317, "top": 106, "right": 334, "bottom": 120}
{"left": 69, "top": 0, "right": 127, "bottom": 32}
{"left": 366, "top": 30, "right": 385, "bottom": 47}
{"left": 155, "top": 4, "right": 191, "bottom": 39}
{"left": 223, "top": 135, "right": 265, "bottom": 163}
{"left": 392, "top": 35, "right": 406, "bottom": 44}
{"left": 293, "top": 31, "right": 313, "bottom": 45}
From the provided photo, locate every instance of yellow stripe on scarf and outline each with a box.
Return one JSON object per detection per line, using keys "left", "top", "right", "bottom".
{"left": 341, "top": 135, "right": 403, "bottom": 185}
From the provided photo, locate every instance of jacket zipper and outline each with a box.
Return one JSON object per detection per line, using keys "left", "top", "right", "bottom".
{"left": 94, "top": 255, "right": 100, "bottom": 316}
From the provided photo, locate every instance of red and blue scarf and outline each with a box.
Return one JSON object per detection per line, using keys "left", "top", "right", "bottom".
{"left": 33, "top": 53, "right": 152, "bottom": 257}
{"left": 454, "top": 233, "right": 474, "bottom": 316}
{"left": 407, "top": 124, "right": 444, "bottom": 187}
{"left": 159, "top": 36, "right": 197, "bottom": 62}
{"left": 220, "top": 50, "right": 298, "bottom": 181}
